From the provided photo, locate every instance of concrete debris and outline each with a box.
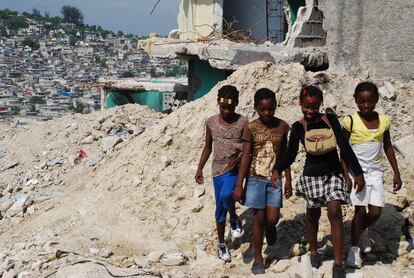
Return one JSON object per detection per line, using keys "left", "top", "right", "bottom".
{"left": 394, "top": 135, "right": 414, "bottom": 166}
{"left": 190, "top": 202, "right": 204, "bottom": 213}
{"left": 48, "top": 159, "right": 63, "bottom": 167}
{"left": 55, "top": 262, "right": 149, "bottom": 278}
{"left": 290, "top": 243, "right": 307, "bottom": 257}
{"left": 80, "top": 135, "right": 95, "bottom": 145}
{"left": 379, "top": 81, "right": 396, "bottom": 100}
{"left": 0, "top": 149, "right": 6, "bottom": 159}
{"left": 286, "top": 0, "right": 327, "bottom": 48}
{"left": 5, "top": 194, "right": 31, "bottom": 218}
{"left": 271, "top": 259, "right": 291, "bottom": 273}
{"left": 0, "top": 63, "right": 413, "bottom": 277}
{"left": 101, "top": 136, "right": 123, "bottom": 152}
{"left": 133, "top": 255, "right": 150, "bottom": 268}
{"left": 296, "top": 254, "right": 313, "bottom": 278}
{"left": 87, "top": 156, "right": 104, "bottom": 167}
{"left": 0, "top": 198, "right": 13, "bottom": 217}
{"left": 140, "top": 38, "right": 329, "bottom": 71}
{"left": 148, "top": 251, "right": 164, "bottom": 263}
{"left": 385, "top": 188, "right": 409, "bottom": 211}
{"left": 160, "top": 249, "right": 187, "bottom": 266}
{"left": 89, "top": 247, "right": 100, "bottom": 256}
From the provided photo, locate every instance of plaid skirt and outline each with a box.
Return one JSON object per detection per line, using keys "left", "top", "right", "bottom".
{"left": 296, "top": 173, "right": 350, "bottom": 208}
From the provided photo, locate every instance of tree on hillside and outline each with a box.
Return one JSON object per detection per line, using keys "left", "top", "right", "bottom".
{"left": 22, "top": 37, "right": 40, "bottom": 50}
{"left": 5, "top": 15, "right": 29, "bottom": 30}
{"left": 0, "top": 9, "right": 17, "bottom": 20}
{"left": 61, "top": 5, "right": 83, "bottom": 26}
{"left": 32, "top": 9, "right": 41, "bottom": 18}
{"left": 121, "top": 71, "right": 135, "bottom": 78}
{"left": 28, "top": 96, "right": 45, "bottom": 104}
{"left": 150, "top": 67, "right": 157, "bottom": 77}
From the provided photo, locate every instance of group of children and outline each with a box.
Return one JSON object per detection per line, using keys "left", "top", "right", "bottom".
{"left": 195, "top": 82, "right": 402, "bottom": 277}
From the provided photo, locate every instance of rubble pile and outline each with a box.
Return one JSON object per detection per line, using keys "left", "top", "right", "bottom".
{"left": 0, "top": 104, "right": 163, "bottom": 222}
{"left": 0, "top": 62, "right": 413, "bottom": 277}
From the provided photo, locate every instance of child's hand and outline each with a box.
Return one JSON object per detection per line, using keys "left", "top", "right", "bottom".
{"left": 271, "top": 170, "right": 280, "bottom": 187}
{"left": 195, "top": 169, "right": 204, "bottom": 184}
{"left": 284, "top": 181, "right": 292, "bottom": 199}
{"left": 344, "top": 175, "right": 353, "bottom": 193}
{"left": 233, "top": 185, "right": 243, "bottom": 202}
{"left": 354, "top": 174, "right": 365, "bottom": 193}
{"left": 393, "top": 173, "right": 402, "bottom": 192}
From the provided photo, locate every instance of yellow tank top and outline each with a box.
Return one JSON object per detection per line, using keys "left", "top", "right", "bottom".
{"left": 342, "top": 112, "right": 390, "bottom": 145}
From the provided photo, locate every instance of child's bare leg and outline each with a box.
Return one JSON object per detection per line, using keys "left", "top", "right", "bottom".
{"left": 327, "top": 200, "right": 344, "bottom": 266}
{"left": 217, "top": 222, "right": 226, "bottom": 243}
{"left": 351, "top": 206, "right": 366, "bottom": 246}
{"left": 351, "top": 205, "right": 381, "bottom": 245}
{"left": 252, "top": 208, "right": 265, "bottom": 265}
{"left": 363, "top": 205, "right": 382, "bottom": 229}
{"left": 265, "top": 206, "right": 280, "bottom": 228}
{"left": 306, "top": 207, "right": 321, "bottom": 256}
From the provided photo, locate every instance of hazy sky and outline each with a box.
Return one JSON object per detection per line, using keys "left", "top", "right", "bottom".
{"left": 0, "top": 0, "right": 178, "bottom": 35}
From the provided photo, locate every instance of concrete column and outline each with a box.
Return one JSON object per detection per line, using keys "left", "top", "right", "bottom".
{"left": 100, "top": 86, "right": 105, "bottom": 113}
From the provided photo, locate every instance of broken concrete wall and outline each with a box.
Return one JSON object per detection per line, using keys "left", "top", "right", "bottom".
{"left": 178, "top": 0, "right": 223, "bottom": 40}
{"left": 319, "top": 0, "right": 414, "bottom": 80}
{"left": 286, "top": 0, "right": 326, "bottom": 47}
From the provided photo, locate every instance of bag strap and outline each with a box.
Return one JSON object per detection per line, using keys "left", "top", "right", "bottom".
{"left": 300, "top": 118, "right": 307, "bottom": 131}
{"left": 348, "top": 115, "right": 353, "bottom": 133}
{"left": 321, "top": 115, "right": 333, "bottom": 129}
{"left": 301, "top": 115, "right": 332, "bottom": 131}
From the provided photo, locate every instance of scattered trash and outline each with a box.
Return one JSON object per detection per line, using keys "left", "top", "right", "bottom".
{"left": 74, "top": 150, "right": 88, "bottom": 165}
{"left": 2, "top": 162, "right": 19, "bottom": 172}
{"left": 48, "top": 159, "right": 63, "bottom": 167}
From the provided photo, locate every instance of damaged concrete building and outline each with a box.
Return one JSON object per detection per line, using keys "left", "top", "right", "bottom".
{"left": 139, "top": 0, "right": 413, "bottom": 103}
{"left": 141, "top": 0, "right": 327, "bottom": 101}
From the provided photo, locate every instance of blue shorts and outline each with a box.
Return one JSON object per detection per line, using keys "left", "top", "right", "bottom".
{"left": 244, "top": 177, "right": 282, "bottom": 209}
{"left": 213, "top": 171, "right": 238, "bottom": 223}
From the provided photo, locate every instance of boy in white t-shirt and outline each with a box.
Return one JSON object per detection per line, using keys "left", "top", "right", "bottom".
{"left": 342, "top": 82, "right": 402, "bottom": 268}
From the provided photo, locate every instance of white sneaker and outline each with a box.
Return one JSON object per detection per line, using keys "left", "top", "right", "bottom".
{"left": 218, "top": 243, "right": 231, "bottom": 262}
{"left": 360, "top": 230, "right": 374, "bottom": 253}
{"left": 347, "top": 246, "right": 362, "bottom": 268}
{"left": 230, "top": 219, "right": 243, "bottom": 241}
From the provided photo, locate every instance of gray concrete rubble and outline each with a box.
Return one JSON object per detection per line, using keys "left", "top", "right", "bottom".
{"left": 286, "top": 0, "right": 327, "bottom": 48}
{"left": 394, "top": 135, "right": 414, "bottom": 166}
{"left": 99, "top": 78, "right": 188, "bottom": 93}
{"left": 140, "top": 38, "right": 328, "bottom": 71}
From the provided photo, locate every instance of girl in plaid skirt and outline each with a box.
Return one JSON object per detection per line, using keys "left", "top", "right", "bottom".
{"left": 272, "top": 86, "right": 365, "bottom": 278}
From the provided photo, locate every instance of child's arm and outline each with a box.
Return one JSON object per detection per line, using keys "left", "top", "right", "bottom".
{"left": 383, "top": 130, "right": 402, "bottom": 191}
{"left": 271, "top": 124, "right": 300, "bottom": 184}
{"left": 280, "top": 129, "right": 292, "bottom": 198}
{"left": 233, "top": 128, "right": 252, "bottom": 202}
{"left": 195, "top": 125, "right": 212, "bottom": 184}
{"left": 329, "top": 114, "right": 365, "bottom": 192}
{"left": 340, "top": 128, "right": 353, "bottom": 192}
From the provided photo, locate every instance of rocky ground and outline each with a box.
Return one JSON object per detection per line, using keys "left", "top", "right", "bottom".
{"left": 0, "top": 62, "right": 413, "bottom": 278}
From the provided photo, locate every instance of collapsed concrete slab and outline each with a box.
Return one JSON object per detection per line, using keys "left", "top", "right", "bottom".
{"left": 99, "top": 78, "right": 188, "bottom": 93}
{"left": 140, "top": 38, "right": 328, "bottom": 71}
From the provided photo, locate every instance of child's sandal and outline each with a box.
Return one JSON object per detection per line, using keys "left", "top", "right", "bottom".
{"left": 310, "top": 254, "right": 322, "bottom": 269}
